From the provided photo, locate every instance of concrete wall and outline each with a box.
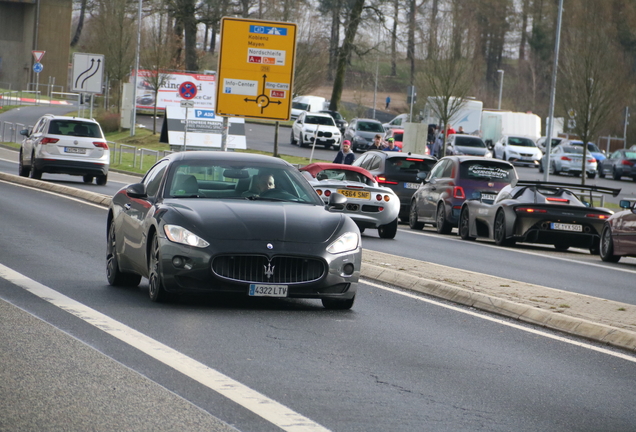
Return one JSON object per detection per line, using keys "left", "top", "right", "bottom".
{"left": 0, "top": 0, "right": 71, "bottom": 93}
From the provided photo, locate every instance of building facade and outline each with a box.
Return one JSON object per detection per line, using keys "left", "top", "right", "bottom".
{"left": 0, "top": 0, "right": 72, "bottom": 93}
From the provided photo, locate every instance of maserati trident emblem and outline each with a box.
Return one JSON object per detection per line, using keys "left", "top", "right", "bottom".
{"left": 264, "top": 263, "right": 275, "bottom": 279}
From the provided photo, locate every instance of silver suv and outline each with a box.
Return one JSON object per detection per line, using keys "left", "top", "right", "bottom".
{"left": 19, "top": 115, "right": 110, "bottom": 185}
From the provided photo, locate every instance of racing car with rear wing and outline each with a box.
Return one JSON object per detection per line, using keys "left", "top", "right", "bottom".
{"left": 458, "top": 180, "right": 621, "bottom": 254}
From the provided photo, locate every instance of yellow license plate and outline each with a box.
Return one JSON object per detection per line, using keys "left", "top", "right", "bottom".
{"left": 338, "top": 189, "right": 371, "bottom": 199}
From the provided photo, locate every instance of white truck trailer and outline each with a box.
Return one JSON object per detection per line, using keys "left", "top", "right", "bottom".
{"left": 481, "top": 110, "right": 542, "bottom": 147}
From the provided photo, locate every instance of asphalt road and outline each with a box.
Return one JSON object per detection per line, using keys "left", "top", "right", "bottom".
{"left": 1, "top": 181, "right": 635, "bottom": 431}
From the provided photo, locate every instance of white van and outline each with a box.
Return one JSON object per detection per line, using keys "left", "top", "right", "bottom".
{"left": 291, "top": 95, "right": 327, "bottom": 120}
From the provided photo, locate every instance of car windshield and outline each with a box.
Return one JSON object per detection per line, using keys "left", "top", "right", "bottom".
{"left": 315, "top": 169, "right": 373, "bottom": 185}
{"left": 561, "top": 146, "right": 583, "bottom": 154}
{"left": 322, "top": 111, "right": 343, "bottom": 120}
{"left": 460, "top": 161, "right": 517, "bottom": 182}
{"left": 624, "top": 151, "right": 636, "bottom": 159}
{"left": 165, "top": 161, "right": 322, "bottom": 204}
{"left": 508, "top": 137, "right": 536, "bottom": 147}
{"left": 385, "top": 157, "right": 436, "bottom": 174}
{"left": 357, "top": 121, "right": 385, "bottom": 133}
{"left": 292, "top": 102, "right": 309, "bottom": 110}
{"left": 455, "top": 136, "right": 486, "bottom": 147}
{"left": 305, "top": 116, "right": 335, "bottom": 126}
{"left": 48, "top": 120, "right": 102, "bottom": 138}
{"left": 392, "top": 132, "right": 403, "bottom": 141}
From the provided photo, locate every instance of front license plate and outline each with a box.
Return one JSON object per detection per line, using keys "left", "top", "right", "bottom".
{"left": 481, "top": 193, "right": 497, "bottom": 201}
{"left": 338, "top": 189, "right": 370, "bottom": 199}
{"left": 404, "top": 183, "right": 420, "bottom": 189}
{"left": 550, "top": 223, "right": 582, "bottom": 232}
{"left": 65, "top": 147, "right": 86, "bottom": 154}
{"left": 249, "top": 284, "right": 288, "bottom": 297}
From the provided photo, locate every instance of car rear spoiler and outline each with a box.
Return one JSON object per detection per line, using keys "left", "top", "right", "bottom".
{"left": 512, "top": 180, "right": 621, "bottom": 197}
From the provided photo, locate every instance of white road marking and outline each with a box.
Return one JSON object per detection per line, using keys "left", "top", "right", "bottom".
{"left": 363, "top": 278, "right": 636, "bottom": 363}
{"left": 0, "top": 264, "right": 330, "bottom": 432}
{"left": 397, "top": 228, "right": 636, "bottom": 274}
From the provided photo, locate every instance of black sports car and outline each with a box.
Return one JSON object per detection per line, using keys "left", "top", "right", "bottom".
{"left": 458, "top": 180, "right": 621, "bottom": 254}
{"left": 106, "top": 151, "right": 361, "bottom": 309}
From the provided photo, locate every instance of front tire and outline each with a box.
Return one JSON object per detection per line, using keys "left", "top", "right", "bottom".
{"left": 459, "top": 208, "right": 475, "bottom": 240}
{"left": 322, "top": 295, "right": 355, "bottom": 310}
{"left": 600, "top": 225, "right": 620, "bottom": 262}
{"left": 409, "top": 201, "right": 424, "bottom": 230}
{"left": 613, "top": 168, "right": 621, "bottom": 180}
{"left": 436, "top": 204, "right": 452, "bottom": 234}
{"left": 378, "top": 218, "right": 398, "bottom": 239}
{"left": 106, "top": 222, "right": 141, "bottom": 287}
{"left": 148, "top": 235, "right": 171, "bottom": 302}
{"left": 290, "top": 130, "right": 297, "bottom": 145}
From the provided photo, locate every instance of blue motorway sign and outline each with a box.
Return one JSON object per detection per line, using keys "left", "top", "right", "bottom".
{"left": 195, "top": 109, "right": 215, "bottom": 119}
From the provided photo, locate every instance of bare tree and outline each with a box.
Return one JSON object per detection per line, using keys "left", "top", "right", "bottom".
{"left": 559, "top": 20, "right": 629, "bottom": 185}
{"left": 83, "top": 0, "right": 136, "bottom": 112}
{"left": 416, "top": 43, "right": 475, "bottom": 156}
{"left": 165, "top": 0, "right": 199, "bottom": 71}
{"left": 329, "top": 0, "right": 366, "bottom": 111}
{"left": 140, "top": 14, "right": 177, "bottom": 133}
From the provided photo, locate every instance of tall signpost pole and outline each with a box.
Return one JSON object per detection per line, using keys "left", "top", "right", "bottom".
{"left": 178, "top": 82, "right": 197, "bottom": 152}
{"left": 542, "top": 0, "right": 564, "bottom": 182}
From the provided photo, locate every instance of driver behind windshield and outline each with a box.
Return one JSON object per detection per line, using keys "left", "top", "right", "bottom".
{"left": 243, "top": 171, "right": 275, "bottom": 197}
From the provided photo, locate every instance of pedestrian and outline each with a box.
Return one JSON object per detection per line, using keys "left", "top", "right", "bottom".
{"left": 457, "top": 126, "right": 465, "bottom": 134}
{"left": 333, "top": 140, "right": 356, "bottom": 165}
{"left": 446, "top": 124, "right": 456, "bottom": 136}
{"left": 370, "top": 134, "right": 385, "bottom": 150}
{"left": 383, "top": 137, "right": 400, "bottom": 152}
{"left": 385, "top": 95, "right": 391, "bottom": 109}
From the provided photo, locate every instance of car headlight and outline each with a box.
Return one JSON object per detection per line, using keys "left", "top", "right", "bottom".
{"left": 327, "top": 232, "right": 359, "bottom": 254}
{"left": 164, "top": 224, "right": 210, "bottom": 248}
{"left": 353, "top": 136, "right": 366, "bottom": 144}
{"left": 508, "top": 150, "right": 519, "bottom": 157}
{"left": 304, "top": 128, "right": 314, "bottom": 133}
{"left": 485, "top": 151, "right": 493, "bottom": 158}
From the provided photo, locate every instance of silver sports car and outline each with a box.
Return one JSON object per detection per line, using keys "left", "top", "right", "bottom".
{"left": 300, "top": 162, "right": 401, "bottom": 238}
{"left": 107, "top": 152, "right": 361, "bottom": 309}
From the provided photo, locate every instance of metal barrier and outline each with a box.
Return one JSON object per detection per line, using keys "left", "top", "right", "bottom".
{"left": 118, "top": 144, "right": 137, "bottom": 167}
{"left": 139, "top": 148, "right": 160, "bottom": 169}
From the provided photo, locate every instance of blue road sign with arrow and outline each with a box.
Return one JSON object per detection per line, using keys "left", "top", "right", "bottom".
{"left": 33, "top": 62, "right": 43, "bottom": 73}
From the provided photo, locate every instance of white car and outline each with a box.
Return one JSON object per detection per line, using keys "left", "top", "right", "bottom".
{"left": 493, "top": 135, "right": 542, "bottom": 167}
{"left": 291, "top": 111, "right": 342, "bottom": 150}
{"left": 19, "top": 114, "right": 110, "bottom": 185}
{"left": 382, "top": 113, "right": 409, "bottom": 131}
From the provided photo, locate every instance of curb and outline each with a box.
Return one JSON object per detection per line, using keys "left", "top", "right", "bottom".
{"left": 2, "top": 170, "right": 635, "bottom": 352}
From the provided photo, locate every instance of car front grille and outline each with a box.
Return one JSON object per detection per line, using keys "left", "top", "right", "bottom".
{"left": 211, "top": 255, "right": 326, "bottom": 284}
{"left": 317, "top": 131, "right": 333, "bottom": 138}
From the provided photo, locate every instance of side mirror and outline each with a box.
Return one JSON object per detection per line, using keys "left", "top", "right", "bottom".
{"left": 416, "top": 171, "right": 428, "bottom": 181}
{"left": 619, "top": 199, "right": 634, "bottom": 210}
{"left": 126, "top": 183, "right": 147, "bottom": 199}
{"left": 327, "top": 192, "right": 346, "bottom": 211}
{"left": 20, "top": 129, "right": 29, "bottom": 136}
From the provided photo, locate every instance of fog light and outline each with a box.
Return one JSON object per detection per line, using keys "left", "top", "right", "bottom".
{"left": 343, "top": 263, "right": 355, "bottom": 275}
{"left": 172, "top": 256, "right": 185, "bottom": 268}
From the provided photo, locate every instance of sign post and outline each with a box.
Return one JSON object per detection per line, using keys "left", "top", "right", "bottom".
{"left": 180, "top": 99, "right": 195, "bottom": 151}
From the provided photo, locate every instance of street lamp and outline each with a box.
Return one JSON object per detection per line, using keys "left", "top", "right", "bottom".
{"left": 497, "top": 69, "right": 504, "bottom": 110}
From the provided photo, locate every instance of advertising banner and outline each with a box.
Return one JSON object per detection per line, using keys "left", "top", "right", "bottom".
{"left": 134, "top": 70, "right": 216, "bottom": 110}
{"left": 165, "top": 107, "right": 246, "bottom": 150}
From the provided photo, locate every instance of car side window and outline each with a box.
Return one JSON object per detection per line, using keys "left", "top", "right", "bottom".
{"left": 441, "top": 160, "right": 454, "bottom": 177}
{"left": 356, "top": 154, "right": 370, "bottom": 168}
{"left": 367, "top": 155, "right": 381, "bottom": 171}
{"left": 33, "top": 119, "right": 46, "bottom": 135}
{"left": 428, "top": 160, "right": 446, "bottom": 180}
{"left": 144, "top": 160, "right": 170, "bottom": 197}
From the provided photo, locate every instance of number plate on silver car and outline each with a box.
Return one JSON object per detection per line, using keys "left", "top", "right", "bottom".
{"left": 404, "top": 183, "right": 420, "bottom": 189}
{"left": 481, "top": 193, "right": 497, "bottom": 201}
{"left": 550, "top": 223, "right": 582, "bottom": 232}
{"left": 65, "top": 147, "right": 86, "bottom": 154}
{"left": 249, "top": 284, "right": 288, "bottom": 297}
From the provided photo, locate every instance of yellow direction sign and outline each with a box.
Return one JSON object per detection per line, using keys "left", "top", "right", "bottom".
{"left": 216, "top": 17, "right": 297, "bottom": 121}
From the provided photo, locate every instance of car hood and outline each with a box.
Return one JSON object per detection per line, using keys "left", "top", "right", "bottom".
{"left": 164, "top": 199, "right": 345, "bottom": 243}
{"left": 302, "top": 124, "right": 341, "bottom": 134}
{"left": 507, "top": 145, "right": 541, "bottom": 155}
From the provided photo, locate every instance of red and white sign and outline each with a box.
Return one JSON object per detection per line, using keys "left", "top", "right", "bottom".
{"left": 271, "top": 90, "right": 285, "bottom": 99}
{"left": 32, "top": 50, "right": 45, "bottom": 62}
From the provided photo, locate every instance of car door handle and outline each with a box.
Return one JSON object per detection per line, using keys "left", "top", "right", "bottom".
{"left": 124, "top": 203, "right": 131, "bottom": 211}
